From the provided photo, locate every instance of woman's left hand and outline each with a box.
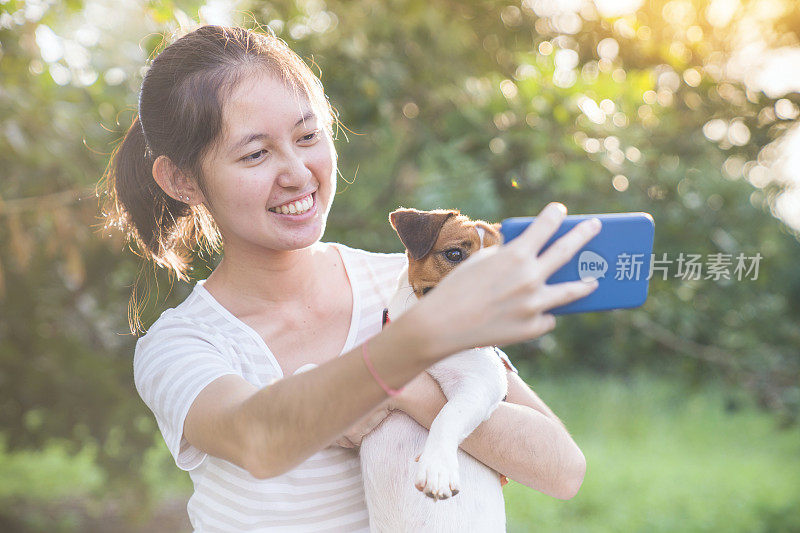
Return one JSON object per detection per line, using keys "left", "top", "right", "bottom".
{"left": 387, "top": 371, "right": 441, "bottom": 417}
{"left": 333, "top": 372, "right": 441, "bottom": 448}
{"left": 333, "top": 401, "right": 393, "bottom": 448}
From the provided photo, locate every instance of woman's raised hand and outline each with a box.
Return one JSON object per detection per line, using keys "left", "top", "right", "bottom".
{"left": 411, "top": 202, "right": 602, "bottom": 358}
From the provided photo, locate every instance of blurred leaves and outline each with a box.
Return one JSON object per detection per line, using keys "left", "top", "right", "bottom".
{"left": 0, "top": 0, "right": 799, "bottom": 524}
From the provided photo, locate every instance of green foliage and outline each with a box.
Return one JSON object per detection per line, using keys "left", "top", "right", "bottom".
{"left": 0, "top": 434, "right": 105, "bottom": 503}
{"left": 0, "top": 0, "right": 799, "bottom": 527}
{"left": 0, "top": 434, "right": 105, "bottom": 532}
{"left": 0, "top": 433, "right": 192, "bottom": 531}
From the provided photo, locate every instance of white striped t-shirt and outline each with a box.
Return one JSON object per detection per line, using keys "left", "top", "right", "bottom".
{"left": 134, "top": 242, "right": 407, "bottom": 532}
{"left": 134, "top": 241, "right": 517, "bottom": 532}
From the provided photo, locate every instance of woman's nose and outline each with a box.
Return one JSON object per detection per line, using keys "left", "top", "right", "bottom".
{"left": 275, "top": 148, "right": 313, "bottom": 188}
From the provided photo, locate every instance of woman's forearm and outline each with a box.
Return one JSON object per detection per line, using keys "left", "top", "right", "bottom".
{"left": 401, "top": 377, "right": 586, "bottom": 499}
{"left": 237, "top": 309, "right": 436, "bottom": 478}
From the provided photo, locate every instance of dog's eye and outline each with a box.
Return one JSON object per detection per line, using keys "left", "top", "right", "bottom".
{"left": 444, "top": 249, "right": 464, "bottom": 263}
{"left": 421, "top": 287, "right": 433, "bottom": 295}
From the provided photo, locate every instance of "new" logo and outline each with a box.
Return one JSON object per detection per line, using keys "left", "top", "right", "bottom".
{"left": 578, "top": 251, "right": 608, "bottom": 281}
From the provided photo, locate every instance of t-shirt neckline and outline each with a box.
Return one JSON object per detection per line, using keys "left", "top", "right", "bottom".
{"left": 192, "top": 242, "right": 362, "bottom": 378}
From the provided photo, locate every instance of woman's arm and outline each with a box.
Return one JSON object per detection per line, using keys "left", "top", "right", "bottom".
{"left": 393, "top": 370, "right": 586, "bottom": 500}
{"left": 184, "top": 308, "right": 438, "bottom": 479}
{"left": 183, "top": 203, "right": 599, "bottom": 479}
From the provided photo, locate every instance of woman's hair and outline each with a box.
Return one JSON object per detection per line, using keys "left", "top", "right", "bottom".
{"left": 98, "top": 24, "right": 337, "bottom": 333}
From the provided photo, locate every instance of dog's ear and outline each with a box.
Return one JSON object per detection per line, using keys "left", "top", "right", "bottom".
{"left": 474, "top": 221, "right": 503, "bottom": 247}
{"left": 389, "top": 208, "right": 459, "bottom": 260}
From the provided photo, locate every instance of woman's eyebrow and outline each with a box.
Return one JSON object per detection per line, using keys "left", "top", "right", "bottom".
{"left": 230, "top": 110, "right": 316, "bottom": 153}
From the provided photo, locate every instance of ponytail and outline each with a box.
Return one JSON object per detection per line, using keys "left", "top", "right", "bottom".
{"left": 99, "top": 114, "right": 220, "bottom": 334}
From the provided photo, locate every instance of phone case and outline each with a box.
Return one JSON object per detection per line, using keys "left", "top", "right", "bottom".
{"left": 500, "top": 212, "right": 655, "bottom": 314}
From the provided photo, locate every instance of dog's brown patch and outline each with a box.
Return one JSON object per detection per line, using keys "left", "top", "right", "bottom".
{"left": 389, "top": 208, "right": 458, "bottom": 261}
{"left": 389, "top": 208, "right": 502, "bottom": 298}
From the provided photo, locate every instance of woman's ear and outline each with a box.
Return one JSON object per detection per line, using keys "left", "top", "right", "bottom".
{"left": 152, "top": 155, "right": 205, "bottom": 205}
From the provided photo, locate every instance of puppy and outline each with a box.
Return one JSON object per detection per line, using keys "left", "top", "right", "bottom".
{"left": 360, "top": 208, "right": 509, "bottom": 532}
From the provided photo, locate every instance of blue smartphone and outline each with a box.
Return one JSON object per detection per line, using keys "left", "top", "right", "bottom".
{"left": 500, "top": 212, "right": 655, "bottom": 315}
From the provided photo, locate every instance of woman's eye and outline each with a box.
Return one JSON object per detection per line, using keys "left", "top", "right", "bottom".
{"left": 243, "top": 149, "right": 267, "bottom": 162}
{"left": 300, "top": 131, "right": 318, "bottom": 142}
{"left": 242, "top": 131, "right": 317, "bottom": 162}
{"left": 444, "top": 249, "right": 464, "bottom": 262}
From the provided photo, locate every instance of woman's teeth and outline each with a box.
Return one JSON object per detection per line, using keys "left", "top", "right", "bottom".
{"left": 269, "top": 194, "right": 313, "bottom": 215}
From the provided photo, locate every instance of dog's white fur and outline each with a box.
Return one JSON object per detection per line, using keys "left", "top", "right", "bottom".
{"left": 360, "top": 259, "right": 509, "bottom": 532}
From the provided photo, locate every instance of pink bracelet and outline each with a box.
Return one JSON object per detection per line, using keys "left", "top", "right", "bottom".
{"left": 361, "top": 339, "right": 404, "bottom": 397}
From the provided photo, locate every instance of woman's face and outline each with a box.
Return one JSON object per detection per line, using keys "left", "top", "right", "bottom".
{"left": 199, "top": 71, "right": 337, "bottom": 254}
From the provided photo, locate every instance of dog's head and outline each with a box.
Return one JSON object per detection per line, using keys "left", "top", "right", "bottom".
{"left": 389, "top": 207, "right": 502, "bottom": 298}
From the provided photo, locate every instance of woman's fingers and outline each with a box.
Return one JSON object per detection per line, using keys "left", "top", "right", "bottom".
{"left": 335, "top": 436, "right": 356, "bottom": 448}
{"left": 363, "top": 406, "right": 390, "bottom": 428}
{"left": 505, "top": 203, "right": 602, "bottom": 280}
{"left": 508, "top": 202, "right": 568, "bottom": 256}
{"left": 536, "top": 217, "right": 602, "bottom": 276}
{"left": 338, "top": 405, "right": 392, "bottom": 447}
{"left": 529, "top": 312, "right": 557, "bottom": 337}
{"left": 531, "top": 278, "right": 600, "bottom": 314}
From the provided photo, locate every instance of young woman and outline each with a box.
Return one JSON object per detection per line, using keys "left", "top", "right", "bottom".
{"left": 100, "top": 24, "right": 601, "bottom": 531}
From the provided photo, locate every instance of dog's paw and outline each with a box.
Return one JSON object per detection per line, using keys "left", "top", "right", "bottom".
{"left": 414, "top": 449, "right": 460, "bottom": 500}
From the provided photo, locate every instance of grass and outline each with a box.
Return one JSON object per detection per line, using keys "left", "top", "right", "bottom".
{"left": 504, "top": 371, "right": 800, "bottom": 533}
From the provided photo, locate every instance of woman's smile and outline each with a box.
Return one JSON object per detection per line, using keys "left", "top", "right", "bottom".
{"left": 267, "top": 191, "right": 318, "bottom": 221}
